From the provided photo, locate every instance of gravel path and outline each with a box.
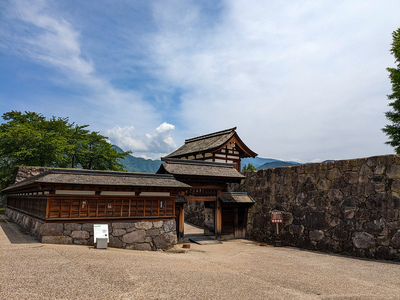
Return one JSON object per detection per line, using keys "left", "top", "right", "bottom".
{"left": 1, "top": 215, "right": 399, "bottom": 300}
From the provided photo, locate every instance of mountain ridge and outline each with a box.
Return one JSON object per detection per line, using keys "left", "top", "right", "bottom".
{"left": 114, "top": 145, "right": 303, "bottom": 172}
{"left": 113, "top": 145, "right": 162, "bottom": 173}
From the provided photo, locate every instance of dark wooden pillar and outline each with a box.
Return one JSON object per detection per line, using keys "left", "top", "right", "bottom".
{"left": 215, "top": 191, "right": 222, "bottom": 238}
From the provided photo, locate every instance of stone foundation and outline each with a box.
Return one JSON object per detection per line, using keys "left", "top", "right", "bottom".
{"left": 5, "top": 208, "right": 177, "bottom": 251}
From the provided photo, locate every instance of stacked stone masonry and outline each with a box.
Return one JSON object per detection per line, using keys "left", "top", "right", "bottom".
{"left": 184, "top": 200, "right": 205, "bottom": 227}
{"left": 234, "top": 154, "right": 400, "bottom": 261}
{"left": 5, "top": 208, "right": 177, "bottom": 251}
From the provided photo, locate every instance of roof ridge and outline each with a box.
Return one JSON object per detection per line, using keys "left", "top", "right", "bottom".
{"left": 44, "top": 168, "right": 176, "bottom": 179}
{"left": 184, "top": 127, "right": 236, "bottom": 143}
{"left": 162, "top": 158, "right": 236, "bottom": 168}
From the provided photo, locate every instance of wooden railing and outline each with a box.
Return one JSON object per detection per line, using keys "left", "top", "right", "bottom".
{"left": 6, "top": 196, "right": 47, "bottom": 218}
{"left": 6, "top": 195, "right": 176, "bottom": 220}
{"left": 47, "top": 195, "right": 175, "bottom": 219}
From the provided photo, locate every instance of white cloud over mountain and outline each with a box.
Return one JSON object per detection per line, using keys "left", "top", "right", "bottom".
{"left": 106, "top": 123, "right": 176, "bottom": 159}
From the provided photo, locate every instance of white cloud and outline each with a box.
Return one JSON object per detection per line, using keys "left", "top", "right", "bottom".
{"left": 148, "top": 0, "right": 399, "bottom": 162}
{"left": 10, "top": 0, "right": 94, "bottom": 78}
{"left": 106, "top": 123, "right": 176, "bottom": 159}
{"left": 2, "top": 0, "right": 160, "bottom": 132}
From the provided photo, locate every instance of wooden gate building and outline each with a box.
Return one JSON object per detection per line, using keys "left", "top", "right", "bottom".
{"left": 160, "top": 127, "right": 257, "bottom": 239}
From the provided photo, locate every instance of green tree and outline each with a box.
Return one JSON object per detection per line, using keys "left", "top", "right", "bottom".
{"left": 383, "top": 28, "right": 400, "bottom": 152}
{"left": 242, "top": 163, "right": 257, "bottom": 172}
{"left": 0, "top": 111, "right": 131, "bottom": 189}
{"left": 75, "top": 131, "right": 128, "bottom": 171}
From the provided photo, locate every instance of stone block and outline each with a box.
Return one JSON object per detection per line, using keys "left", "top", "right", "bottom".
{"left": 82, "top": 223, "right": 95, "bottom": 232}
{"left": 342, "top": 197, "right": 357, "bottom": 208}
{"left": 327, "top": 189, "right": 343, "bottom": 201}
{"left": 344, "top": 210, "right": 355, "bottom": 219}
{"left": 153, "top": 221, "right": 163, "bottom": 228}
{"left": 126, "top": 227, "right": 137, "bottom": 233}
{"left": 352, "top": 232, "right": 375, "bottom": 249}
{"left": 386, "top": 165, "right": 400, "bottom": 179}
{"left": 374, "top": 183, "right": 386, "bottom": 193}
{"left": 363, "top": 219, "right": 387, "bottom": 235}
{"left": 332, "top": 227, "right": 349, "bottom": 241}
{"left": 122, "top": 230, "right": 146, "bottom": 244}
{"left": 282, "top": 212, "right": 293, "bottom": 225}
{"left": 390, "top": 230, "right": 400, "bottom": 248}
{"left": 134, "top": 243, "right": 152, "bottom": 251}
{"left": 380, "top": 209, "right": 399, "bottom": 220}
{"left": 375, "top": 246, "right": 397, "bottom": 260}
{"left": 71, "top": 230, "right": 90, "bottom": 240}
{"left": 153, "top": 232, "right": 177, "bottom": 250}
{"left": 112, "top": 229, "right": 126, "bottom": 236}
{"left": 64, "top": 223, "right": 82, "bottom": 231}
{"left": 359, "top": 164, "right": 373, "bottom": 176}
{"left": 304, "top": 211, "right": 328, "bottom": 230}
{"left": 377, "top": 235, "right": 390, "bottom": 246}
{"left": 42, "top": 236, "right": 72, "bottom": 244}
{"left": 327, "top": 168, "right": 341, "bottom": 180}
{"left": 39, "top": 223, "right": 63, "bottom": 236}
{"left": 146, "top": 229, "right": 160, "bottom": 237}
{"left": 391, "top": 180, "right": 400, "bottom": 193}
{"left": 135, "top": 222, "right": 153, "bottom": 230}
{"left": 388, "top": 220, "right": 400, "bottom": 230}
{"left": 329, "top": 217, "right": 340, "bottom": 227}
{"left": 309, "top": 230, "right": 324, "bottom": 241}
{"left": 163, "top": 220, "right": 176, "bottom": 233}
{"left": 343, "top": 172, "right": 359, "bottom": 184}
{"left": 112, "top": 222, "right": 135, "bottom": 229}
{"left": 374, "top": 165, "right": 386, "bottom": 175}
{"left": 109, "top": 236, "right": 123, "bottom": 248}
{"left": 292, "top": 224, "right": 304, "bottom": 235}
{"left": 316, "top": 178, "right": 329, "bottom": 191}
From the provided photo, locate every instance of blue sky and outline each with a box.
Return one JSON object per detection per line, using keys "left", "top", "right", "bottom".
{"left": 1, "top": 0, "right": 400, "bottom": 162}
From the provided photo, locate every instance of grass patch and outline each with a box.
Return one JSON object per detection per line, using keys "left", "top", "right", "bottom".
{"left": 0, "top": 207, "right": 5, "bottom": 215}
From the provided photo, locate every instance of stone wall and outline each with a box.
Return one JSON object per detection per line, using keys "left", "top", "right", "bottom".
{"left": 14, "top": 166, "right": 51, "bottom": 183}
{"left": 234, "top": 155, "right": 400, "bottom": 261}
{"left": 185, "top": 200, "right": 205, "bottom": 227}
{"left": 6, "top": 208, "right": 177, "bottom": 251}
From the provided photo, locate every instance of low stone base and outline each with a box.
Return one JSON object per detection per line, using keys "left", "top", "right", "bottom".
{"left": 5, "top": 208, "right": 177, "bottom": 251}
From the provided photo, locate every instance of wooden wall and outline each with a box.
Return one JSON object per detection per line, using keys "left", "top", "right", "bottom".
{"left": 7, "top": 195, "right": 176, "bottom": 220}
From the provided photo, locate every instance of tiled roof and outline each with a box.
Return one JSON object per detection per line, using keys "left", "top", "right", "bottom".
{"left": 2, "top": 168, "right": 190, "bottom": 192}
{"left": 219, "top": 192, "right": 255, "bottom": 204}
{"left": 164, "top": 127, "right": 237, "bottom": 158}
{"left": 158, "top": 159, "right": 245, "bottom": 179}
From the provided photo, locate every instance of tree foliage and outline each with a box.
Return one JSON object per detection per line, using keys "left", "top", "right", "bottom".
{"left": 242, "top": 163, "right": 257, "bottom": 172}
{"left": 0, "top": 111, "right": 131, "bottom": 189}
{"left": 383, "top": 28, "right": 400, "bottom": 152}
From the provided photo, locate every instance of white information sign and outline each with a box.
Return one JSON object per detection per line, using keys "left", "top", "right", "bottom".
{"left": 93, "top": 224, "right": 109, "bottom": 242}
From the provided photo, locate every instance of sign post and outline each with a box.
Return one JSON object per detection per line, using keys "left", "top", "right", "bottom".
{"left": 271, "top": 211, "right": 283, "bottom": 247}
{"left": 94, "top": 224, "right": 109, "bottom": 249}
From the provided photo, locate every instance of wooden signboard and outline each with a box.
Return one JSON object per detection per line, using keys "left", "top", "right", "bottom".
{"left": 271, "top": 211, "right": 283, "bottom": 223}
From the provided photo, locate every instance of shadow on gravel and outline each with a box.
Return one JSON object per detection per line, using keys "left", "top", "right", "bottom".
{"left": 0, "top": 215, "right": 39, "bottom": 244}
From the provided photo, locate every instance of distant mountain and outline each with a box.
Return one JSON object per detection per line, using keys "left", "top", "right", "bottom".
{"left": 113, "top": 146, "right": 162, "bottom": 173}
{"left": 114, "top": 146, "right": 302, "bottom": 173}
{"left": 257, "top": 160, "right": 301, "bottom": 169}
{"left": 241, "top": 157, "right": 301, "bottom": 170}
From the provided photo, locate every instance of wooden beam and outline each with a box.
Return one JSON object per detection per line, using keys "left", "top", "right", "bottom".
{"left": 178, "top": 205, "right": 185, "bottom": 241}
{"left": 215, "top": 191, "right": 222, "bottom": 238}
{"left": 185, "top": 196, "right": 217, "bottom": 202}
{"left": 234, "top": 207, "right": 239, "bottom": 238}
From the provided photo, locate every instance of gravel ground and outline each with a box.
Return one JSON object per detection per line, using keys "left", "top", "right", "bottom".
{"left": 1, "top": 215, "right": 399, "bottom": 300}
